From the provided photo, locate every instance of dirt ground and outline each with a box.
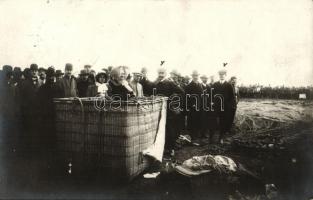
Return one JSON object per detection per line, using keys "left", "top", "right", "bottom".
{"left": 0, "top": 99, "right": 313, "bottom": 200}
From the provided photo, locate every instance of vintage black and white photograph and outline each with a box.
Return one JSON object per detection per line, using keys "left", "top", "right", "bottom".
{"left": 0, "top": 0, "right": 312, "bottom": 199}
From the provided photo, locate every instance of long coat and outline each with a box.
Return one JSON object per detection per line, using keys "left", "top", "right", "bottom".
{"left": 77, "top": 79, "right": 89, "bottom": 97}
{"left": 212, "top": 81, "right": 236, "bottom": 112}
{"left": 212, "top": 81, "right": 236, "bottom": 134}
{"left": 154, "top": 78, "right": 185, "bottom": 149}
{"left": 19, "top": 78, "right": 40, "bottom": 146}
{"left": 37, "top": 81, "right": 59, "bottom": 148}
{"left": 184, "top": 81, "right": 204, "bottom": 136}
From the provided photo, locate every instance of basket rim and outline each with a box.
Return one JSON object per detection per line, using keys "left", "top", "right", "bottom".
{"left": 53, "top": 96, "right": 168, "bottom": 104}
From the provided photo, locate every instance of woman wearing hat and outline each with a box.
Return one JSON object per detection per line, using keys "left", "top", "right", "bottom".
{"left": 86, "top": 72, "right": 111, "bottom": 97}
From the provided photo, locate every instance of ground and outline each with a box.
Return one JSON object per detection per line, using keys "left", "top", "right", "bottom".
{"left": 0, "top": 99, "right": 312, "bottom": 200}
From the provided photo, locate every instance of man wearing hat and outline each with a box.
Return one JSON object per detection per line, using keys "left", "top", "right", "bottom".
{"left": 185, "top": 70, "right": 205, "bottom": 140}
{"left": 57, "top": 63, "right": 78, "bottom": 97}
{"left": 0, "top": 65, "right": 13, "bottom": 103}
{"left": 229, "top": 76, "right": 239, "bottom": 130}
{"left": 154, "top": 67, "right": 185, "bottom": 150}
{"left": 77, "top": 69, "right": 90, "bottom": 97}
{"left": 130, "top": 72, "right": 144, "bottom": 98}
{"left": 55, "top": 70, "right": 64, "bottom": 82}
{"left": 84, "top": 64, "right": 92, "bottom": 74}
{"left": 139, "top": 67, "right": 154, "bottom": 96}
{"left": 19, "top": 63, "right": 41, "bottom": 149}
{"left": 38, "top": 67, "right": 59, "bottom": 151}
{"left": 212, "top": 69, "right": 236, "bottom": 144}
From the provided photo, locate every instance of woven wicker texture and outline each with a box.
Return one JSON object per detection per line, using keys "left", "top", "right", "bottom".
{"left": 53, "top": 96, "right": 167, "bottom": 180}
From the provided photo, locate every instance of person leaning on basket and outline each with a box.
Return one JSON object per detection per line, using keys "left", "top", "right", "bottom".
{"left": 56, "top": 63, "right": 78, "bottom": 98}
{"left": 108, "top": 66, "right": 135, "bottom": 100}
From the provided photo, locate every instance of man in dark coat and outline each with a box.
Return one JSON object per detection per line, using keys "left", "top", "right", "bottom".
{"left": 139, "top": 67, "right": 154, "bottom": 96}
{"left": 154, "top": 67, "right": 184, "bottom": 150}
{"left": 38, "top": 67, "right": 47, "bottom": 87}
{"left": 38, "top": 67, "right": 59, "bottom": 151}
{"left": 77, "top": 69, "right": 90, "bottom": 97}
{"left": 213, "top": 69, "right": 236, "bottom": 144}
{"left": 55, "top": 70, "right": 64, "bottom": 82}
{"left": 202, "top": 75, "right": 218, "bottom": 143}
{"left": 1, "top": 70, "right": 19, "bottom": 149}
{"left": 185, "top": 70, "right": 204, "bottom": 140}
{"left": 19, "top": 64, "right": 41, "bottom": 150}
{"left": 229, "top": 76, "right": 240, "bottom": 131}
{"left": 56, "top": 63, "right": 78, "bottom": 98}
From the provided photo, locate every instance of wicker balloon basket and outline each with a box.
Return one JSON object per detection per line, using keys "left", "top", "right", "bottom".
{"left": 53, "top": 96, "right": 167, "bottom": 181}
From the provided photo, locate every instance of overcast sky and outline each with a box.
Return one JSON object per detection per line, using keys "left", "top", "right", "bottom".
{"left": 0, "top": 0, "right": 312, "bottom": 86}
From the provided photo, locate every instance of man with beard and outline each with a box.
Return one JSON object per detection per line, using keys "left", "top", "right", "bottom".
{"left": 185, "top": 70, "right": 204, "bottom": 140}
{"left": 57, "top": 63, "right": 78, "bottom": 97}
{"left": 213, "top": 69, "right": 235, "bottom": 144}
{"left": 154, "top": 67, "right": 184, "bottom": 150}
{"left": 20, "top": 64, "right": 40, "bottom": 151}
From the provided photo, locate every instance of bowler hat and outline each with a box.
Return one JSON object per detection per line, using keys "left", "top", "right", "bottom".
{"left": 38, "top": 67, "right": 46, "bottom": 73}
{"left": 46, "top": 67, "right": 56, "bottom": 77}
{"left": 55, "top": 70, "right": 64, "bottom": 76}
{"left": 2, "top": 65, "right": 12, "bottom": 72}
{"left": 79, "top": 69, "right": 89, "bottom": 76}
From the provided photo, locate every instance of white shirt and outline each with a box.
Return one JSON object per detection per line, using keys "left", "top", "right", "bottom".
{"left": 96, "top": 82, "right": 108, "bottom": 96}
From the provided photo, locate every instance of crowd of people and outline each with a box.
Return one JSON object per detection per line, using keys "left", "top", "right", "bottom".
{"left": 238, "top": 85, "right": 313, "bottom": 100}
{"left": 0, "top": 63, "right": 240, "bottom": 154}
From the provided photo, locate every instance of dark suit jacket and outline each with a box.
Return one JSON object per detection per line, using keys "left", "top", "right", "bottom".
{"left": 185, "top": 81, "right": 203, "bottom": 111}
{"left": 139, "top": 77, "right": 155, "bottom": 96}
{"left": 57, "top": 76, "right": 78, "bottom": 98}
{"left": 212, "top": 81, "right": 236, "bottom": 112}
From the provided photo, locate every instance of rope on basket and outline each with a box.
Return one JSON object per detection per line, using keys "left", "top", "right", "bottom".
{"left": 72, "top": 97, "right": 87, "bottom": 159}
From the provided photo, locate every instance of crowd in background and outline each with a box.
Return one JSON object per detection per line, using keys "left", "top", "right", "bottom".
{"left": 238, "top": 85, "right": 313, "bottom": 100}
{"left": 0, "top": 63, "right": 310, "bottom": 155}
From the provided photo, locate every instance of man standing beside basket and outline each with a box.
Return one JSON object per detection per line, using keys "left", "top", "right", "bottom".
{"left": 56, "top": 63, "right": 78, "bottom": 98}
{"left": 154, "top": 67, "right": 185, "bottom": 151}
